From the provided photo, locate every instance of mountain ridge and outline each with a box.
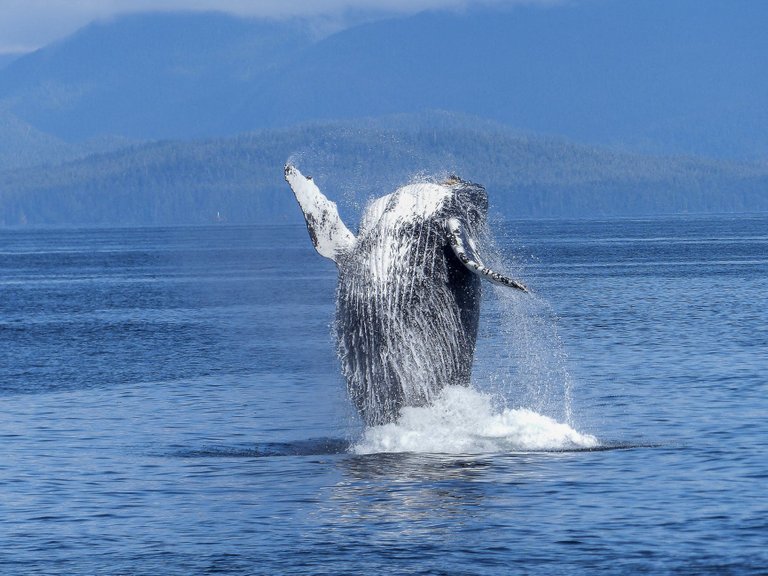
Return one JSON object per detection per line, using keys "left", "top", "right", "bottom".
{"left": 2, "top": 114, "right": 766, "bottom": 228}
{"left": 0, "top": 3, "right": 766, "bottom": 159}
{"left": 0, "top": 12, "right": 314, "bottom": 141}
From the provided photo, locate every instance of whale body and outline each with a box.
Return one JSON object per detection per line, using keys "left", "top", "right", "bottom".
{"left": 284, "top": 165, "right": 527, "bottom": 426}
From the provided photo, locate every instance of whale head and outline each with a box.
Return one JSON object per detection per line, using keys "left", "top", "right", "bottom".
{"left": 441, "top": 175, "right": 489, "bottom": 232}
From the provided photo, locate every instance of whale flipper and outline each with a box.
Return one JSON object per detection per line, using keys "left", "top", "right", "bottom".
{"left": 284, "top": 165, "right": 356, "bottom": 262}
{"left": 446, "top": 217, "right": 528, "bottom": 292}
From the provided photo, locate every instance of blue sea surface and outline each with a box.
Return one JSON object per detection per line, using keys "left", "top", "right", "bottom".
{"left": 1, "top": 216, "right": 766, "bottom": 574}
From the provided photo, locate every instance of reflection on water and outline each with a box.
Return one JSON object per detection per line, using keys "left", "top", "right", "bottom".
{"left": 326, "top": 452, "right": 552, "bottom": 527}
{"left": 342, "top": 452, "right": 496, "bottom": 481}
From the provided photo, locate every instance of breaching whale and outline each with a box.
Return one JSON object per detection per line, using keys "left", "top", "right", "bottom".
{"left": 284, "top": 165, "right": 527, "bottom": 426}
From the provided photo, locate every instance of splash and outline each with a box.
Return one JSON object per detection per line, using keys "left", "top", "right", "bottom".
{"left": 475, "top": 287, "right": 576, "bottom": 424}
{"left": 470, "top": 217, "right": 578, "bottom": 426}
{"left": 351, "top": 386, "right": 598, "bottom": 454}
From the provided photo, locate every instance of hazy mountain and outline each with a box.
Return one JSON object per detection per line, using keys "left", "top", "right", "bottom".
{"left": 0, "top": 2, "right": 766, "bottom": 159}
{"left": 238, "top": 0, "right": 768, "bottom": 159}
{"left": 0, "top": 109, "right": 136, "bottom": 171}
{"left": 2, "top": 114, "right": 766, "bottom": 227}
{"left": 0, "top": 12, "right": 314, "bottom": 141}
{"left": 0, "top": 110, "right": 72, "bottom": 169}
{"left": 1, "top": 3, "right": 767, "bottom": 228}
{"left": 0, "top": 53, "right": 21, "bottom": 70}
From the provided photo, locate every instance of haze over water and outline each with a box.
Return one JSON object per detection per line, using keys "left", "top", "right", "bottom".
{"left": 1, "top": 215, "right": 766, "bottom": 574}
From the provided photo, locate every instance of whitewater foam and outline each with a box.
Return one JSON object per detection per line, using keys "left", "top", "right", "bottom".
{"left": 351, "top": 386, "right": 599, "bottom": 454}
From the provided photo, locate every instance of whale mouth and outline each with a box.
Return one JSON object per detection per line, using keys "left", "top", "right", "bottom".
{"left": 351, "top": 386, "right": 600, "bottom": 455}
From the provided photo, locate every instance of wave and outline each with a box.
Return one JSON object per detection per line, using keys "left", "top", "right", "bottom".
{"left": 172, "top": 437, "right": 349, "bottom": 458}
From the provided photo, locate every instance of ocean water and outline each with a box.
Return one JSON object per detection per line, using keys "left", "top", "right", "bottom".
{"left": 1, "top": 215, "right": 766, "bottom": 575}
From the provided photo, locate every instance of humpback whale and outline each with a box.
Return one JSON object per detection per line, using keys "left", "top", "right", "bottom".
{"left": 285, "top": 165, "right": 527, "bottom": 426}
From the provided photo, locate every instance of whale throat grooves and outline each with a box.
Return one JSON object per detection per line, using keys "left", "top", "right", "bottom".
{"left": 335, "top": 212, "right": 481, "bottom": 426}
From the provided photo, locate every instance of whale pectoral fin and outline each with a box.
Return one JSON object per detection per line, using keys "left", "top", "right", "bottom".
{"left": 284, "top": 164, "right": 356, "bottom": 262}
{"left": 446, "top": 217, "right": 528, "bottom": 292}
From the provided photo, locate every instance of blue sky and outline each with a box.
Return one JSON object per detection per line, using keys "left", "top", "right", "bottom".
{"left": 0, "top": 0, "right": 557, "bottom": 54}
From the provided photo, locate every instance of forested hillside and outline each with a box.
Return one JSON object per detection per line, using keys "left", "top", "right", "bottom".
{"left": 2, "top": 116, "right": 766, "bottom": 227}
